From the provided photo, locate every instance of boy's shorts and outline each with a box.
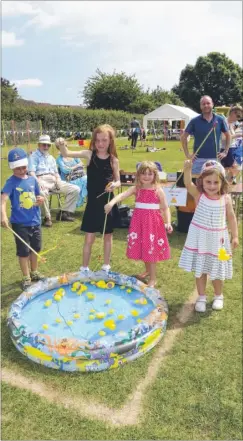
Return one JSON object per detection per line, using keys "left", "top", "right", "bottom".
{"left": 11, "top": 224, "right": 42, "bottom": 258}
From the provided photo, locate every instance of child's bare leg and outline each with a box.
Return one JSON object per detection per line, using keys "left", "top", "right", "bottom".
{"left": 195, "top": 274, "right": 208, "bottom": 312}
{"left": 104, "top": 233, "right": 112, "bottom": 266}
{"left": 212, "top": 279, "right": 223, "bottom": 296}
{"left": 29, "top": 252, "right": 38, "bottom": 272}
{"left": 82, "top": 233, "right": 95, "bottom": 267}
{"left": 138, "top": 262, "right": 150, "bottom": 279}
{"left": 18, "top": 256, "right": 30, "bottom": 278}
{"left": 211, "top": 279, "right": 224, "bottom": 310}
{"left": 196, "top": 274, "right": 207, "bottom": 295}
{"left": 147, "top": 262, "right": 156, "bottom": 287}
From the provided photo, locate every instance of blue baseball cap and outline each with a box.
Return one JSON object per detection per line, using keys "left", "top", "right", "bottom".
{"left": 8, "top": 148, "right": 28, "bottom": 169}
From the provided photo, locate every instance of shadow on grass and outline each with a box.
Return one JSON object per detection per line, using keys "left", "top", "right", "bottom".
{"left": 166, "top": 302, "right": 214, "bottom": 332}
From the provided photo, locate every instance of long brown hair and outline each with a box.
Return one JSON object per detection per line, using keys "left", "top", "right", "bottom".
{"left": 196, "top": 169, "right": 229, "bottom": 195}
{"left": 89, "top": 124, "right": 118, "bottom": 158}
{"left": 135, "top": 161, "right": 160, "bottom": 189}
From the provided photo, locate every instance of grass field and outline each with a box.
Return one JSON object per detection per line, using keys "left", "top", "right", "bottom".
{"left": 1, "top": 137, "right": 242, "bottom": 440}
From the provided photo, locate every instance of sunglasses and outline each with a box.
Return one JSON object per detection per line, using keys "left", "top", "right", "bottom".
{"left": 40, "top": 143, "right": 51, "bottom": 147}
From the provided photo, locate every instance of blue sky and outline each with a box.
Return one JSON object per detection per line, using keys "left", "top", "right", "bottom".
{"left": 2, "top": 1, "right": 242, "bottom": 106}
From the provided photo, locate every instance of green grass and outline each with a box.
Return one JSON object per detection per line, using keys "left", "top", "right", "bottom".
{"left": 1, "top": 139, "right": 242, "bottom": 440}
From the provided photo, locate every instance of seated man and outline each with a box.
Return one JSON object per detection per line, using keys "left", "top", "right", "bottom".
{"left": 28, "top": 134, "right": 79, "bottom": 227}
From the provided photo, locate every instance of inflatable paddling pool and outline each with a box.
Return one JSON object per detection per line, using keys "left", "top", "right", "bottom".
{"left": 7, "top": 271, "right": 168, "bottom": 372}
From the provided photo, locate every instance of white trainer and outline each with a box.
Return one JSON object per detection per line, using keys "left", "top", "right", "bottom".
{"left": 195, "top": 296, "right": 207, "bottom": 313}
{"left": 212, "top": 295, "right": 224, "bottom": 311}
{"left": 101, "top": 264, "right": 111, "bottom": 273}
{"left": 79, "top": 266, "right": 92, "bottom": 277}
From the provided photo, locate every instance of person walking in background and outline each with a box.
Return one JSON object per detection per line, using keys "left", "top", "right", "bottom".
{"left": 130, "top": 117, "right": 141, "bottom": 149}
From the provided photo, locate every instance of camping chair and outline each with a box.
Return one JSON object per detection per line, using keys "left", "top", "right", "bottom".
{"left": 49, "top": 191, "right": 63, "bottom": 211}
{"left": 136, "top": 161, "right": 163, "bottom": 171}
{"left": 49, "top": 166, "right": 64, "bottom": 212}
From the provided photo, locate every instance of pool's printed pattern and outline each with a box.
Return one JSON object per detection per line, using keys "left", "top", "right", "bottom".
{"left": 8, "top": 271, "right": 168, "bottom": 372}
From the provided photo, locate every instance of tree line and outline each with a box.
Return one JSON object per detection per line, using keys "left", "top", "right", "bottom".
{"left": 2, "top": 52, "right": 242, "bottom": 118}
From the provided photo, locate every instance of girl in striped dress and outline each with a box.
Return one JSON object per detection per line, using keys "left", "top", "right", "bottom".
{"left": 179, "top": 160, "right": 238, "bottom": 312}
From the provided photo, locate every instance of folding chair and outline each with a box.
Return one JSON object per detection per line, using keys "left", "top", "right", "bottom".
{"left": 49, "top": 191, "right": 63, "bottom": 212}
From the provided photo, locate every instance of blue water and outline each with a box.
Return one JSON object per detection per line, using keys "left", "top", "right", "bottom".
{"left": 21, "top": 283, "right": 154, "bottom": 342}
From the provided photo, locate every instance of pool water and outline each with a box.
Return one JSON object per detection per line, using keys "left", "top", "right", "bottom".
{"left": 21, "top": 282, "right": 155, "bottom": 344}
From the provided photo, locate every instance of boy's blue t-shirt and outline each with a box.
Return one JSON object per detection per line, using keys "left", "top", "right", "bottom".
{"left": 1, "top": 175, "right": 41, "bottom": 226}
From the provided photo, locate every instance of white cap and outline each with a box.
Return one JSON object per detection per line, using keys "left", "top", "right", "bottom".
{"left": 38, "top": 134, "right": 52, "bottom": 145}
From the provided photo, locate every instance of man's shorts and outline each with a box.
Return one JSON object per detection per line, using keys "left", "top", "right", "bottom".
{"left": 11, "top": 224, "right": 42, "bottom": 258}
{"left": 192, "top": 158, "right": 216, "bottom": 174}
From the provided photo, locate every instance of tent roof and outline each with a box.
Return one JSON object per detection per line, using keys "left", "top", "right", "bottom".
{"left": 144, "top": 103, "right": 199, "bottom": 121}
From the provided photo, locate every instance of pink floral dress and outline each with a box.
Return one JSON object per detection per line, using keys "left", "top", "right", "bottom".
{"left": 126, "top": 188, "right": 170, "bottom": 262}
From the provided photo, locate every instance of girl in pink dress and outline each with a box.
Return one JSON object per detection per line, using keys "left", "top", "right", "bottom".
{"left": 105, "top": 161, "right": 173, "bottom": 287}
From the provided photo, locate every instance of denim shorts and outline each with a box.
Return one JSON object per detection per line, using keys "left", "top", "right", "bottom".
{"left": 11, "top": 224, "right": 42, "bottom": 258}
{"left": 192, "top": 158, "right": 217, "bottom": 174}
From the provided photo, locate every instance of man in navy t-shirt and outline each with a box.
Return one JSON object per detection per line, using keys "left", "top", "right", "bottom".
{"left": 181, "top": 96, "right": 231, "bottom": 174}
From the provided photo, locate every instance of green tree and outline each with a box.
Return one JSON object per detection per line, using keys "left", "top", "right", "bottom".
{"left": 173, "top": 52, "right": 243, "bottom": 112}
{"left": 1, "top": 77, "right": 19, "bottom": 105}
{"left": 150, "top": 86, "right": 184, "bottom": 108}
{"left": 82, "top": 69, "right": 142, "bottom": 111}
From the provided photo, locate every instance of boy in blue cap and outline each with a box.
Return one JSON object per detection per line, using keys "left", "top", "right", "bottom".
{"left": 1, "top": 148, "right": 45, "bottom": 290}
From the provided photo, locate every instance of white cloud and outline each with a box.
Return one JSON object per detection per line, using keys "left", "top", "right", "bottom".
{"left": 11, "top": 79, "right": 43, "bottom": 88}
{"left": 2, "top": 1, "right": 39, "bottom": 17}
{"left": 3, "top": 1, "right": 242, "bottom": 90}
{"left": 2, "top": 30, "right": 24, "bottom": 47}
{"left": 66, "top": 88, "right": 73, "bottom": 92}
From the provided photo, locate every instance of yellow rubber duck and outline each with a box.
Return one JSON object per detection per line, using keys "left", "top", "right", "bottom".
{"left": 66, "top": 320, "right": 73, "bottom": 326}
{"left": 89, "top": 314, "right": 95, "bottom": 320}
{"left": 218, "top": 248, "right": 231, "bottom": 261}
{"left": 90, "top": 308, "right": 96, "bottom": 313}
{"left": 96, "top": 312, "right": 106, "bottom": 319}
{"left": 57, "top": 288, "right": 65, "bottom": 297}
{"left": 104, "top": 319, "right": 116, "bottom": 330}
{"left": 71, "top": 281, "right": 81, "bottom": 292}
{"left": 86, "top": 292, "right": 96, "bottom": 300}
{"left": 105, "top": 299, "right": 111, "bottom": 305}
{"left": 131, "top": 309, "right": 139, "bottom": 317}
{"left": 117, "top": 314, "right": 125, "bottom": 320}
{"left": 108, "top": 309, "right": 115, "bottom": 315}
{"left": 99, "top": 330, "right": 106, "bottom": 336}
{"left": 135, "top": 297, "right": 147, "bottom": 305}
{"left": 42, "top": 324, "right": 49, "bottom": 330}
{"left": 126, "top": 289, "right": 132, "bottom": 293}
{"left": 77, "top": 284, "right": 88, "bottom": 295}
{"left": 53, "top": 294, "right": 62, "bottom": 302}
{"left": 96, "top": 280, "right": 107, "bottom": 289}
{"left": 55, "top": 318, "right": 62, "bottom": 324}
{"left": 44, "top": 299, "right": 52, "bottom": 307}
{"left": 120, "top": 285, "right": 125, "bottom": 289}
{"left": 73, "top": 313, "right": 80, "bottom": 319}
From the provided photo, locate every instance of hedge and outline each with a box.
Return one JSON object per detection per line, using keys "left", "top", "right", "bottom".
{"left": 2, "top": 104, "right": 143, "bottom": 133}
